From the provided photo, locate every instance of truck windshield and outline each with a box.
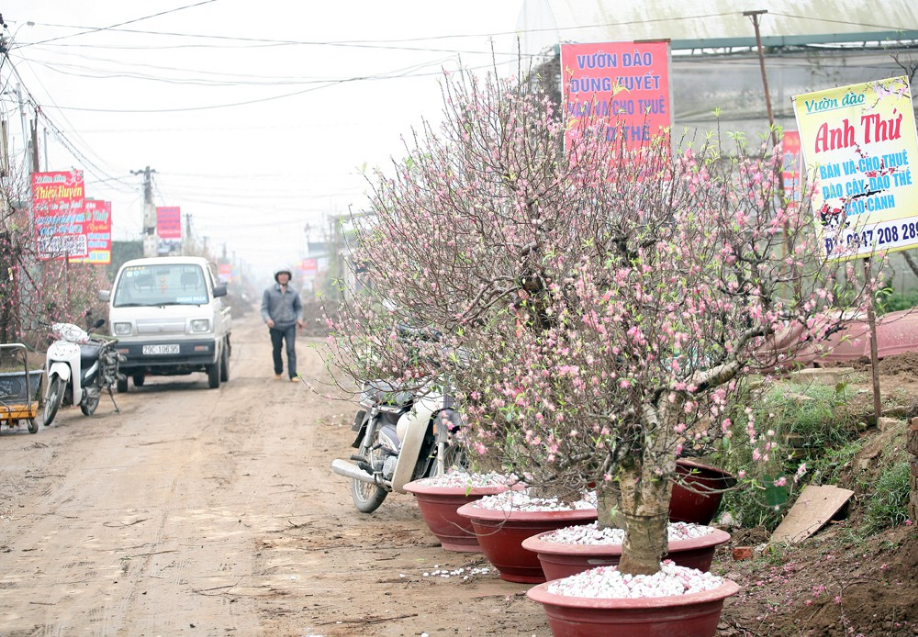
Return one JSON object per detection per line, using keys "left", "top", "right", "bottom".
{"left": 113, "top": 264, "right": 209, "bottom": 307}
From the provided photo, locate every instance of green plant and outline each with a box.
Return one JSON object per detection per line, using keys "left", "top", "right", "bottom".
{"left": 806, "top": 440, "right": 864, "bottom": 486}
{"left": 875, "top": 286, "right": 918, "bottom": 315}
{"left": 863, "top": 461, "right": 910, "bottom": 533}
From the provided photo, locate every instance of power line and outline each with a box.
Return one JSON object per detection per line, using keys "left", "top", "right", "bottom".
{"left": 22, "top": 0, "right": 221, "bottom": 48}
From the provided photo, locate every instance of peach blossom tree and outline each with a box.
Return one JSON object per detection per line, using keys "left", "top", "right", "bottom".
{"left": 323, "top": 70, "right": 876, "bottom": 576}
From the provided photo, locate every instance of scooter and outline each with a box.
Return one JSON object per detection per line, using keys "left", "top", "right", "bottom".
{"left": 43, "top": 318, "right": 124, "bottom": 427}
{"left": 331, "top": 377, "right": 467, "bottom": 513}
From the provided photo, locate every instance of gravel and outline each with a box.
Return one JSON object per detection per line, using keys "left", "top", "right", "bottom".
{"left": 472, "top": 489, "right": 597, "bottom": 512}
{"left": 541, "top": 521, "right": 715, "bottom": 545}
{"left": 547, "top": 560, "right": 725, "bottom": 599}
{"left": 411, "top": 471, "right": 520, "bottom": 489}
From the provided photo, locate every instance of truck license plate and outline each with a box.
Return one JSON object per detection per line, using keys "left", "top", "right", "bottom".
{"left": 143, "top": 344, "right": 180, "bottom": 355}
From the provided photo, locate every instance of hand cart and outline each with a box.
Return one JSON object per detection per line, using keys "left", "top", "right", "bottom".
{"left": 0, "top": 343, "right": 44, "bottom": 434}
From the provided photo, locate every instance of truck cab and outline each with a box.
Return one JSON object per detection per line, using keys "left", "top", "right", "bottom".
{"left": 100, "top": 256, "right": 232, "bottom": 391}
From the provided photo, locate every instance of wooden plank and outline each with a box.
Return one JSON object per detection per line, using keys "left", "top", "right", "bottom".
{"left": 770, "top": 484, "right": 854, "bottom": 545}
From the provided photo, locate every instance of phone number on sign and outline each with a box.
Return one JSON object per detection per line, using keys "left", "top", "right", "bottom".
{"left": 823, "top": 218, "right": 918, "bottom": 257}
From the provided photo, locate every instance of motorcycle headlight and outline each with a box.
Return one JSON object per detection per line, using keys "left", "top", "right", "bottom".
{"left": 190, "top": 319, "right": 211, "bottom": 333}
{"left": 113, "top": 322, "right": 132, "bottom": 336}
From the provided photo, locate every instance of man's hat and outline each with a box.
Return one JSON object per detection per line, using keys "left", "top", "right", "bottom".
{"left": 274, "top": 269, "right": 292, "bottom": 282}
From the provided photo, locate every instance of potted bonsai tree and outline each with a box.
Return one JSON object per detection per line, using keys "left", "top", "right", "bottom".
{"left": 321, "top": 65, "right": 879, "bottom": 634}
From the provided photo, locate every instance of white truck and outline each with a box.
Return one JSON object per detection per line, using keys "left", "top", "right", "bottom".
{"left": 99, "top": 256, "right": 232, "bottom": 391}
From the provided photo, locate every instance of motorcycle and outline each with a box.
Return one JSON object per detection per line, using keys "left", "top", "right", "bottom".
{"left": 331, "top": 378, "right": 467, "bottom": 513}
{"left": 43, "top": 317, "right": 125, "bottom": 427}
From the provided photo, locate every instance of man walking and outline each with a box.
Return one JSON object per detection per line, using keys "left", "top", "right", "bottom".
{"left": 260, "top": 268, "right": 305, "bottom": 381}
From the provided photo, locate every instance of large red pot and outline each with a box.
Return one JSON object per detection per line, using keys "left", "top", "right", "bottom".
{"left": 669, "top": 459, "right": 736, "bottom": 525}
{"left": 522, "top": 526, "right": 731, "bottom": 581}
{"left": 456, "top": 501, "right": 597, "bottom": 584}
{"left": 403, "top": 480, "right": 517, "bottom": 552}
{"left": 527, "top": 577, "right": 740, "bottom": 637}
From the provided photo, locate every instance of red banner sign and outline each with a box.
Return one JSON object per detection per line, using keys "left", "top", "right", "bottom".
{"left": 218, "top": 263, "right": 233, "bottom": 282}
{"left": 156, "top": 206, "right": 182, "bottom": 239}
{"left": 781, "top": 131, "right": 802, "bottom": 202}
{"left": 31, "top": 170, "right": 88, "bottom": 259}
{"left": 560, "top": 41, "right": 672, "bottom": 150}
{"left": 70, "top": 200, "right": 112, "bottom": 264}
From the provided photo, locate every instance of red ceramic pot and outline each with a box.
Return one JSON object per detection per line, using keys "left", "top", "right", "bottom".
{"left": 669, "top": 459, "right": 736, "bottom": 525}
{"left": 455, "top": 501, "right": 597, "bottom": 584}
{"left": 521, "top": 526, "right": 731, "bottom": 581}
{"left": 403, "top": 480, "right": 517, "bottom": 552}
{"left": 527, "top": 578, "right": 740, "bottom": 637}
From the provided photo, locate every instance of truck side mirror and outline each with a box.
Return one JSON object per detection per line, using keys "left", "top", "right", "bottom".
{"left": 213, "top": 284, "right": 227, "bottom": 298}
{"left": 98, "top": 290, "right": 111, "bottom": 302}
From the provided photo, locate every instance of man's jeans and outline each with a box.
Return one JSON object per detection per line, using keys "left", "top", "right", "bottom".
{"left": 269, "top": 323, "right": 297, "bottom": 378}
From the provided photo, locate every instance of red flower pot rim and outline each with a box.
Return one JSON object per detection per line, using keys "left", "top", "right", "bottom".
{"left": 521, "top": 526, "right": 731, "bottom": 557}
{"left": 527, "top": 577, "right": 740, "bottom": 610}
{"left": 403, "top": 479, "right": 524, "bottom": 497}
{"left": 456, "top": 500, "right": 598, "bottom": 522}
{"left": 676, "top": 459, "right": 737, "bottom": 488}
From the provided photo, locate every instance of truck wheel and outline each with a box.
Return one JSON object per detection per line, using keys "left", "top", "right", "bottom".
{"left": 117, "top": 377, "right": 128, "bottom": 393}
{"left": 206, "top": 362, "right": 221, "bottom": 389}
{"left": 219, "top": 346, "right": 229, "bottom": 383}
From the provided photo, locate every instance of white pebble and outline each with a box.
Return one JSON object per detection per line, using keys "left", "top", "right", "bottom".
{"left": 547, "top": 561, "right": 724, "bottom": 599}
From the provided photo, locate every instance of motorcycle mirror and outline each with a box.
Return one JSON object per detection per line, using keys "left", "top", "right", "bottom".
{"left": 92, "top": 318, "right": 106, "bottom": 329}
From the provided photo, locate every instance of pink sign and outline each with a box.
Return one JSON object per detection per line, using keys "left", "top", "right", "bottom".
{"left": 70, "top": 199, "right": 112, "bottom": 264}
{"left": 156, "top": 206, "right": 182, "bottom": 239}
{"left": 560, "top": 41, "right": 672, "bottom": 149}
{"left": 781, "top": 131, "right": 802, "bottom": 202}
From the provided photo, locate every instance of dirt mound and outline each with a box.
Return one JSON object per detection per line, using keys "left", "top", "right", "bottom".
{"left": 722, "top": 526, "right": 918, "bottom": 636}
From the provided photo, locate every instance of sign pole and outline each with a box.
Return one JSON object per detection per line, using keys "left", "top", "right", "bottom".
{"left": 863, "top": 258, "right": 882, "bottom": 422}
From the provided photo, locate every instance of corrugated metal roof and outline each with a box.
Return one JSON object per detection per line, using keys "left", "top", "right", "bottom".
{"left": 517, "top": 0, "right": 918, "bottom": 55}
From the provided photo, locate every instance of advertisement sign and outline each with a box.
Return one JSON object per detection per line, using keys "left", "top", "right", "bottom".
{"left": 31, "top": 170, "right": 88, "bottom": 259}
{"left": 70, "top": 200, "right": 112, "bottom": 264}
{"left": 560, "top": 41, "right": 672, "bottom": 149}
{"left": 156, "top": 206, "right": 182, "bottom": 255}
{"left": 781, "top": 131, "right": 802, "bottom": 202}
{"left": 218, "top": 263, "right": 233, "bottom": 282}
{"left": 793, "top": 76, "right": 918, "bottom": 260}
{"left": 300, "top": 258, "right": 318, "bottom": 279}
{"left": 156, "top": 206, "right": 182, "bottom": 239}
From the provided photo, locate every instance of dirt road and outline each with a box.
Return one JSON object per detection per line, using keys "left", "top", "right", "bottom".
{"left": 0, "top": 313, "right": 546, "bottom": 636}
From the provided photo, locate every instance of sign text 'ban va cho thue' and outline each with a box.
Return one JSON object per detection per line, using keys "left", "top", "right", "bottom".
{"left": 793, "top": 76, "right": 918, "bottom": 261}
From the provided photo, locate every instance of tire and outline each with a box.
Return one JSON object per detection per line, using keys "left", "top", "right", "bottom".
{"left": 116, "top": 377, "right": 128, "bottom": 393}
{"left": 80, "top": 389, "right": 100, "bottom": 416}
{"left": 27, "top": 418, "right": 38, "bottom": 434}
{"left": 43, "top": 376, "right": 64, "bottom": 427}
{"left": 219, "top": 346, "right": 229, "bottom": 383}
{"left": 133, "top": 373, "right": 145, "bottom": 387}
{"left": 206, "top": 362, "right": 221, "bottom": 389}
{"left": 440, "top": 443, "right": 470, "bottom": 473}
{"left": 351, "top": 431, "right": 389, "bottom": 513}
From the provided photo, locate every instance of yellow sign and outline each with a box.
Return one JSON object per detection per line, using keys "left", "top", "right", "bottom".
{"left": 793, "top": 76, "right": 918, "bottom": 260}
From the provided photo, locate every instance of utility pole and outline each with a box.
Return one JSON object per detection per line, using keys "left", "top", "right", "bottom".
{"left": 744, "top": 10, "right": 778, "bottom": 148}
{"left": 131, "top": 166, "right": 157, "bottom": 257}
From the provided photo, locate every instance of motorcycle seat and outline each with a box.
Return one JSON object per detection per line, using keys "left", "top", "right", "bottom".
{"left": 79, "top": 342, "right": 104, "bottom": 363}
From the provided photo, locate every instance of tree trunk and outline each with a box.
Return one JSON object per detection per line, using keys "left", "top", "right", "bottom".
{"left": 613, "top": 399, "right": 681, "bottom": 576}
{"left": 616, "top": 463, "right": 672, "bottom": 575}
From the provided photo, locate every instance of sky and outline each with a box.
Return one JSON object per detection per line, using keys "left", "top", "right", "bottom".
{"left": 1, "top": 0, "right": 527, "bottom": 282}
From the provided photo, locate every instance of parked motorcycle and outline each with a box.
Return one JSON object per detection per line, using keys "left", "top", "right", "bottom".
{"left": 331, "top": 377, "right": 467, "bottom": 513}
{"left": 43, "top": 317, "right": 125, "bottom": 427}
